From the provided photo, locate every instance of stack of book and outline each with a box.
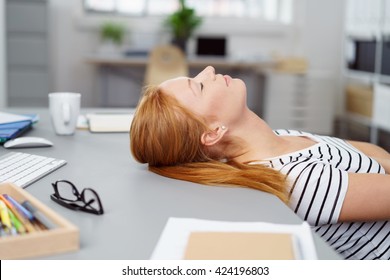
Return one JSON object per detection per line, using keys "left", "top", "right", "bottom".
{"left": 0, "top": 112, "right": 39, "bottom": 144}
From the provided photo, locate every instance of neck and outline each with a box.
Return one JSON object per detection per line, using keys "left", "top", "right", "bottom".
{"left": 227, "top": 109, "right": 287, "bottom": 163}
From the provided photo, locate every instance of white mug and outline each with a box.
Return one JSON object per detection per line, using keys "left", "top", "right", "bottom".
{"left": 49, "top": 92, "right": 81, "bottom": 135}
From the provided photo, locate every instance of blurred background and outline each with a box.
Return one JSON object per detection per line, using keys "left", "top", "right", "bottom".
{"left": 1, "top": 0, "right": 389, "bottom": 149}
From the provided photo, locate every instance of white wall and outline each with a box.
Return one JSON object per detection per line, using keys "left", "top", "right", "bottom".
{"left": 47, "top": 0, "right": 345, "bottom": 110}
{"left": 300, "top": 0, "right": 346, "bottom": 116}
{"left": 0, "top": 0, "right": 6, "bottom": 108}
{"left": 49, "top": 0, "right": 99, "bottom": 107}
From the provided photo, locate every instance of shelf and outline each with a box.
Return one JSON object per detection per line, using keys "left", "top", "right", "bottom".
{"left": 342, "top": 0, "right": 390, "bottom": 146}
{"left": 345, "top": 70, "right": 377, "bottom": 84}
{"left": 379, "top": 75, "right": 390, "bottom": 84}
{"left": 345, "top": 70, "right": 390, "bottom": 85}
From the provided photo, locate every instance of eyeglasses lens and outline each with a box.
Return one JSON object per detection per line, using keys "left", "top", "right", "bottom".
{"left": 82, "top": 189, "right": 99, "bottom": 209}
{"left": 56, "top": 181, "right": 78, "bottom": 201}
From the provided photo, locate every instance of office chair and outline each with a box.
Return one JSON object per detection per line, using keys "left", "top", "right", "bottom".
{"left": 144, "top": 45, "right": 188, "bottom": 86}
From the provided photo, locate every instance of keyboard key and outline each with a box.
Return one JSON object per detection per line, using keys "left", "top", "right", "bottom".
{"left": 0, "top": 152, "right": 66, "bottom": 188}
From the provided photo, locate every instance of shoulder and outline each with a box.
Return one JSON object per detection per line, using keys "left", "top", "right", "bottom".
{"left": 286, "top": 160, "right": 349, "bottom": 226}
{"left": 339, "top": 172, "right": 390, "bottom": 222}
{"left": 347, "top": 140, "right": 390, "bottom": 159}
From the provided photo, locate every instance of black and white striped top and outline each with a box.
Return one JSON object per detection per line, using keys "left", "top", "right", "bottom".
{"left": 252, "top": 129, "right": 390, "bottom": 260}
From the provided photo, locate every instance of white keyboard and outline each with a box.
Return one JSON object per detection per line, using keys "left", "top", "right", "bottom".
{"left": 0, "top": 152, "right": 66, "bottom": 188}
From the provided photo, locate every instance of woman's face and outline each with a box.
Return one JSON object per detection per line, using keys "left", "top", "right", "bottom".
{"left": 159, "top": 66, "right": 247, "bottom": 126}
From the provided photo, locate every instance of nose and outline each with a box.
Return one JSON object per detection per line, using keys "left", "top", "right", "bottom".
{"left": 195, "top": 66, "right": 215, "bottom": 81}
{"left": 203, "top": 66, "right": 215, "bottom": 77}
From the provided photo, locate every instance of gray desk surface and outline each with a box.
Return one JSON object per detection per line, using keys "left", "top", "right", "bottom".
{"left": 1, "top": 108, "right": 341, "bottom": 260}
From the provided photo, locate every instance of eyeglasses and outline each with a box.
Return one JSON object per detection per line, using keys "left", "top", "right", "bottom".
{"left": 50, "top": 180, "right": 104, "bottom": 215}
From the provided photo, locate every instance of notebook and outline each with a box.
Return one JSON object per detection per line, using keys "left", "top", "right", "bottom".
{"left": 184, "top": 232, "right": 296, "bottom": 260}
{"left": 150, "top": 218, "right": 318, "bottom": 260}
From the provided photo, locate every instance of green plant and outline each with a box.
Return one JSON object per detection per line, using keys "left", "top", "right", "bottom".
{"left": 165, "top": 0, "right": 202, "bottom": 40}
{"left": 100, "top": 22, "right": 126, "bottom": 45}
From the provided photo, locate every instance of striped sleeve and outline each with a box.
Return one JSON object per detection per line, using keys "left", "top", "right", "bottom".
{"left": 287, "top": 160, "right": 349, "bottom": 227}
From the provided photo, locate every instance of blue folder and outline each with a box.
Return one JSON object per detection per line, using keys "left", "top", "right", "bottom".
{"left": 0, "top": 120, "right": 33, "bottom": 144}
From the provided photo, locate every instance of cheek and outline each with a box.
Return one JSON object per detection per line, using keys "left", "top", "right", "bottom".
{"left": 208, "top": 98, "right": 223, "bottom": 112}
{"left": 174, "top": 93, "right": 198, "bottom": 112}
{"left": 202, "top": 91, "right": 229, "bottom": 118}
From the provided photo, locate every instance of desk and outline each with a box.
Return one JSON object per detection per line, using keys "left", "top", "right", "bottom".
{"left": 86, "top": 54, "right": 272, "bottom": 116}
{"left": 85, "top": 53, "right": 274, "bottom": 70}
{"left": 2, "top": 108, "right": 341, "bottom": 260}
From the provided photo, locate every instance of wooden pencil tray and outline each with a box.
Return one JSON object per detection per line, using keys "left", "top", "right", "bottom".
{"left": 0, "top": 183, "right": 79, "bottom": 259}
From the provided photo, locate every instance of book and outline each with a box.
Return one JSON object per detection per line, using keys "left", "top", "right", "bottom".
{"left": 184, "top": 231, "right": 296, "bottom": 260}
{"left": 0, "top": 120, "right": 33, "bottom": 144}
{"left": 0, "top": 112, "right": 34, "bottom": 125}
{"left": 87, "top": 113, "right": 134, "bottom": 133}
{"left": 0, "top": 112, "right": 38, "bottom": 144}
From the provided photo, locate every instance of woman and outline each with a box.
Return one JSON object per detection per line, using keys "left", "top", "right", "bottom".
{"left": 130, "top": 66, "right": 390, "bottom": 260}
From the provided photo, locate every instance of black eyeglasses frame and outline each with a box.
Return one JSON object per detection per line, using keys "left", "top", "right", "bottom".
{"left": 50, "top": 180, "right": 104, "bottom": 215}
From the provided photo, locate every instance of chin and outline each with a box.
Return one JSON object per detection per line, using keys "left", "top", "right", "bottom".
{"left": 231, "top": 79, "right": 246, "bottom": 93}
{"left": 234, "top": 78, "right": 246, "bottom": 89}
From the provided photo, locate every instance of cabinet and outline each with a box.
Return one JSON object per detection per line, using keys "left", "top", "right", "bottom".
{"left": 5, "top": 0, "right": 50, "bottom": 106}
{"left": 263, "top": 71, "right": 335, "bottom": 135}
{"left": 342, "top": 0, "right": 390, "bottom": 145}
{"left": 345, "top": 0, "right": 390, "bottom": 81}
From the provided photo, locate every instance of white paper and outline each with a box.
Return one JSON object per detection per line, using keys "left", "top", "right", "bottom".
{"left": 0, "top": 112, "right": 32, "bottom": 125}
{"left": 86, "top": 113, "right": 134, "bottom": 132}
{"left": 151, "top": 217, "right": 317, "bottom": 260}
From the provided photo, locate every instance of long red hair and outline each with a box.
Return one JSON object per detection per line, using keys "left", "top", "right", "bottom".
{"left": 130, "top": 86, "right": 288, "bottom": 202}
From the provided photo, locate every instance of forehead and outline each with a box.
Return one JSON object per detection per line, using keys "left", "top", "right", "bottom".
{"left": 159, "top": 77, "right": 192, "bottom": 97}
{"left": 159, "top": 77, "right": 188, "bottom": 89}
{"left": 159, "top": 77, "right": 201, "bottom": 112}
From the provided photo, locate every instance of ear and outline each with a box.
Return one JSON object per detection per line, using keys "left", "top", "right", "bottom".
{"left": 201, "top": 126, "right": 227, "bottom": 146}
